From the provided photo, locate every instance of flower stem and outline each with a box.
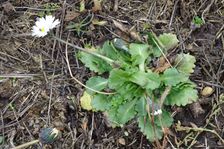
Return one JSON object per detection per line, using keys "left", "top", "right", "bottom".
{"left": 53, "top": 36, "right": 118, "bottom": 66}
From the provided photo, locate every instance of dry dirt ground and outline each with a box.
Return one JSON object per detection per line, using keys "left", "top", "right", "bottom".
{"left": 0, "top": 0, "right": 224, "bottom": 149}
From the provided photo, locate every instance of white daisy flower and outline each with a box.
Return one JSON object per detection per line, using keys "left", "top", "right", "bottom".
{"left": 32, "top": 15, "right": 60, "bottom": 37}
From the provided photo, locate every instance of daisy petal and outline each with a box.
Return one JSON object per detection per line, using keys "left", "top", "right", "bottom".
{"left": 51, "top": 19, "right": 60, "bottom": 28}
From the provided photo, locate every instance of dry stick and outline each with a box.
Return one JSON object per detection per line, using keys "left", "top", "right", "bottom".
{"left": 195, "top": 80, "right": 224, "bottom": 89}
{"left": 47, "top": 56, "right": 58, "bottom": 125}
{"left": 0, "top": 74, "right": 39, "bottom": 78}
{"left": 145, "top": 96, "right": 161, "bottom": 148}
{"left": 203, "top": 46, "right": 217, "bottom": 80}
{"left": 0, "top": 51, "right": 29, "bottom": 63}
{"left": 147, "top": 0, "right": 156, "bottom": 20}
{"left": 201, "top": 0, "right": 215, "bottom": 23}
{"left": 51, "top": 0, "right": 66, "bottom": 60}
{"left": 159, "top": 86, "right": 172, "bottom": 109}
{"left": 61, "top": 37, "right": 115, "bottom": 95}
{"left": 168, "top": 0, "right": 179, "bottom": 30}
{"left": 88, "top": 113, "right": 94, "bottom": 144}
{"left": 144, "top": 87, "right": 171, "bottom": 148}
{"left": 53, "top": 36, "right": 116, "bottom": 66}
{"left": 187, "top": 103, "right": 224, "bottom": 148}
{"left": 14, "top": 6, "right": 58, "bottom": 11}
{"left": 47, "top": 33, "right": 62, "bottom": 125}
{"left": 150, "top": 32, "right": 173, "bottom": 68}
{"left": 11, "top": 140, "right": 40, "bottom": 149}
{"left": 9, "top": 129, "right": 16, "bottom": 148}
{"left": 179, "top": 126, "right": 224, "bottom": 145}
{"left": 0, "top": 111, "right": 5, "bottom": 147}
{"left": 158, "top": 86, "right": 171, "bottom": 148}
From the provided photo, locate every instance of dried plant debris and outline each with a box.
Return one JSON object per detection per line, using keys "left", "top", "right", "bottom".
{"left": 0, "top": 0, "right": 223, "bottom": 148}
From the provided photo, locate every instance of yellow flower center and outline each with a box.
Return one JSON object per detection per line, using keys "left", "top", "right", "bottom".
{"left": 40, "top": 27, "right": 45, "bottom": 32}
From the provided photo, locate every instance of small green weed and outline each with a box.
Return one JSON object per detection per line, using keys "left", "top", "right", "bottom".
{"left": 79, "top": 32, "right": 198, "bottom": 142}
{"left": 191, "top": 16, "right": 204, "bottom": 30}
{"left": 38, "top": 3, "right": 60, "bottom": 17}
{"left": 66, "top": 13, "right": 93, "bottom": 36}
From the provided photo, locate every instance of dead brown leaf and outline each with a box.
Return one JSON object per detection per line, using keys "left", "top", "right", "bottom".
{"left": 92, "top": 19, "right": 107, "bottom": 26}
{"left": 114, "top": 30, "right": 131, "bottom": 42}
{"left": 154, "top": 63, "right": 171, "bottom": 73}
{"left": 113, "top": 20, "right": 142, "bottom": 41}
{"left": 81, "top": 117, "right": 88, "bottom": 131}
{"left": 189, "top": 102, "right": 205, "bottom": 118}
{"left": 113, "top": 0, "right": 119, "bottom": 11}
{"left": 154, "top": 57, "right": 171, "bottom": 73}
{"left": 92, "top": 0, "right": 102, "bottom": 12}
{"left": 2, "top": 2, "right": 15, "bottom": 13}
{"left": 53, "top": 119, "right": 65, "bottom": 131}
{"left": 129, "top": 31, "right": 141, "bottom": 41}
{"left": 0, "top": 79, "right": 13, "bottom": 98}
{"left": 64, "top": 11, "right": 80, "bottom": 22}
{"left": 113, "top": 20, "right": 128, "bottom": 33}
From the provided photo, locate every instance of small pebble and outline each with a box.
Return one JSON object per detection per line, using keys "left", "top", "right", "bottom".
{"left": 124, "top": 131, "right": 129, "bottom": 136}
{"left": 201, "top": 86, "right": 214, "bottom": 97}
{"left": 118, "top": 137, "right": 126, "bottom": 145}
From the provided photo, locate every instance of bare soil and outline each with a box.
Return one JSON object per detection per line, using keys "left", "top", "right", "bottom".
{"left": 0, "top": 0, "right": 223, "bottom": 149}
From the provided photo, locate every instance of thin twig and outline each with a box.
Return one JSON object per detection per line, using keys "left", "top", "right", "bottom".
{"left": 159, "top": 86, "right": 172, "bottom": 108}
{"left": 0, "top": 111, "right": 5, "bottom": 147}
{"left": 145, "top": 96, "right": 162, "bottom": 148}
{"left": 169, "top": 0, "right": 179, "bottom": 30}
{"left": 177, "top": 126, "right": 224, "bottom": 145}
{"left": 53, "top": 36, "right": 117, "bottom": 65}
{"left": 150, "top": 32, "right": 173, "bottom": 68}
{"left": 0, "top": 74, "right": 39, "bottom": 78}
{"left": 12, "top": 140, "right": 39, "bottom": 149}
{"left": 195, "top": 80, "right": 224, "bottom": 89}
{"left": 201, "top": 0, "right": 215, "bottom": 23}
{"left": 14, "top": 6, "right": 58, "bottom": 11}
{"left": 47, "top": 36, "right": 61, "bottom": 125}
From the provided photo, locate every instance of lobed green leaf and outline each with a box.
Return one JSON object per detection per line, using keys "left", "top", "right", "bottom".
{"left": 158, "top": 33, "right": 179, "bottom": 50}
{"left": 147, "top": 32, "right": 162, "bottom": 57}
{"left": 100, "top": 41, "right": 118, "bottom": 60}
{"left": 117, "top": 99, "right": 137, "bottom": 124}
{"left": 161, "top": 68, "right": 188, "bottom": 86}
{"left": 129, "top": 43, "right": 151, "bottom": 70}
{"left": 138, "top": 116, "right": 163, "bottom": 142}
{"left": 79, "top": 51, "right": 112, "bottom": 74}
{"left": 111, "top": 39, "right": 132, "bottom": 63}
{"left": 130, "top": 71, "right": 160, "bottom": 90}
{"left": 117, "top": 82, "right": 144, "bottom": 100}
{"left": 92, "top": 94, "right": 110, "bottom": 111}
{"left": 165, "top": 82, "right": 198, "bottom": 106}
{"left": 86, "top": 76, "right": 108, "bottom": 95}
{"left": 138, "top": 110, "right": 173, "bottom": 142}
{"left": 154, "top": 111, "right": 173, "bottom": 127}
{"left": 135, "top": 97, "right": 147, "bottom": 116}
{"left": 174, "top": 53, "right": 196, "bottom": 75}
{"left": 108, "top": 69, "right": 132, "bottom": 89}
{"left": 106, "top": 107, "right": 120, "bottom": 127}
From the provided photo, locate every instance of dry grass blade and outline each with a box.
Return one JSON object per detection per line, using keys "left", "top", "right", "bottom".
{"left": 0, "top": 74, "right": 39, "bottom": 78}
{"left": 0, "top": 0, "right": 223, "bottom": 148}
